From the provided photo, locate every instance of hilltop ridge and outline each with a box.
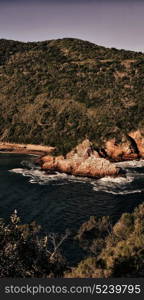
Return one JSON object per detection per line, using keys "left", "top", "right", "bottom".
{"left": 0, "top": 38, "right": 144, "bottom": 154}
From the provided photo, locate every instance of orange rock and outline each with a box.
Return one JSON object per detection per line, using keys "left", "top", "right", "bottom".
{"left": 55, "top": 155, "right": 64, "bottom": 162}
{"left": 73, "top": 157, "right": 119, "bottom": 178}
{"left": 39, "top": 134, "right": 144, "bottom": 179}
{"left": 66, "top": 139, "right": 100, "bottom": 159}
{"left": 54, "top": 159, "right": 73, "bottom": 174}
{"left": 129, "top": 130, "right": 144, "bottom": 157}
{"left": 40, "top": 155, "right": 55, "bottom": 170}
{"left": 41, "top": 140, "right": 120, "bottom": 178}
{"left": 105, "top": 135, "right": 140, "bottom": 160}
{"left": 41, "top": 155, "right": 55, "bottom": 163}
{"left": 105, "top": 138, "right": 130, "bottom": 159}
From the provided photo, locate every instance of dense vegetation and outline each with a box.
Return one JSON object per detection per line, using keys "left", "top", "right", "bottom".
{"left": 67, "top": 203, "right": 144, "bottom": 277}
{"left": 0, "top": 210, "right": 68, "bottom": 277}
{"left": 0, "top": 204, "right": 144, "bottom": 278}
{"left": 0, "top": 38, "right": 144, "bottom": 153}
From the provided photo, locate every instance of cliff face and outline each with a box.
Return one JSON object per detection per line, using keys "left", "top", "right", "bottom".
{"left": 105, "top": 130, "right": 144, "bottom": 160}
{"left": 129, "top": 130, "right": 144, "bottom": 157}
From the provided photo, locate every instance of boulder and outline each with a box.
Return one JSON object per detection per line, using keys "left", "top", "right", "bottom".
{"left": 40, "top": 140, "right": 120, "bottom": 178}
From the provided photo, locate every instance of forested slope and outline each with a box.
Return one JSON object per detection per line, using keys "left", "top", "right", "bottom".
{"left": 0, "top": 38, "right": 144, "bottom": 153}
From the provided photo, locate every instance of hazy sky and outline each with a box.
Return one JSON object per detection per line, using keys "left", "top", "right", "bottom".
{"left": 0, "top": 0, "right": 144, "bottom": 51}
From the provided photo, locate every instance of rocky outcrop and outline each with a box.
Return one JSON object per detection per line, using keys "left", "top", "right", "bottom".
{"left": 38, "top": 131, "right": 144, "bottom": 179}
{"left": 72, "top": 157, "right": 118, "bottom": 177}
{"left": 129, "top": 130, "right": 144, "bottom": 158}
{"left": 105, "top": 138, "right": 137, "bottom": 160}
{"left": 40, "top": 139, "right": 120, "bottom": 178}
{"left": 66, "top": 139, "right": 100, "bottom": 160}
{"left": 105, "top": 131, "right": 144, "bottom": 161}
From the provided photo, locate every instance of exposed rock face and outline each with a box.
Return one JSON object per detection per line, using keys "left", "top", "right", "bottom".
{"left": 105, "top": 138, "right": 135, "bottom": 160}
{"left": 38, "top": 130, "right": 144, "bottom": 178}
{"left": 105, "top": 131, "right": 144, "bottom": 160}
{"left": 38, "top": 131, "right": 144, "bottom": 178}
{"left": 66, "top": 139, "right": 100, "bottom": 160}
{"left": 129, "top": 130, "right": 144, "bottom": 158}
{"left": 42, "top": 156, "right": 55, "bottom": 170}
{"left": 40, "top": 139, "right": 120, "bottom": 178}
{"left": 72, "top": 157, "right": 118, "bottom": 177}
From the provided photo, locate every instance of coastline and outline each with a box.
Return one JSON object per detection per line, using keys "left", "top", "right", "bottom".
{"left": 0, "top": 142, "right": 55, "bottom": 156}
{"left": 1, "top": 139, "right": 144, "bottom": 179}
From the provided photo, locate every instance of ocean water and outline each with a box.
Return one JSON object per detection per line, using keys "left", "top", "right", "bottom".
{"left": 0, "top": 153, "right": 144, "bottom": 263}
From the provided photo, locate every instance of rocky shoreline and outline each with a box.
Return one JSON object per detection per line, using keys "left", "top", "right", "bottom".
{"left": 1, "top": 130, "right": 144, "bottom": 179}
{"left": 36, "top": 130, "right": 144, "bottom": 179}
{"left": 36, "top": 140, "right": 121, "bottom": 179}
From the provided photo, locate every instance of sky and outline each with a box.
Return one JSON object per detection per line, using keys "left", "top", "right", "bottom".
{"left": 0, "top": 0, "right": 144, "bottom": 52}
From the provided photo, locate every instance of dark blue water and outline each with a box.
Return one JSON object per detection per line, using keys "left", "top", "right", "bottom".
{"left": 0, "top": 153, "right": 144, "bottom": 263}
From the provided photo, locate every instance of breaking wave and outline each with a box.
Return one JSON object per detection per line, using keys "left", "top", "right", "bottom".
{"left": 9, "top": 168, "right": 70, "bottom": 185}
{"left": 91, "top": 160, "right": 144, "bottom": 195}
{"left": 91, "top": 176, "right": 142, "bottom": 195}
{"left": 9, "top": 159, "right": 144, "bottom": 195}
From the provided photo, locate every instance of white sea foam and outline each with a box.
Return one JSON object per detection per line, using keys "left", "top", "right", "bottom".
{"left": 95, "top": 175, "right": 134, "bottom": 184}
{"left": 10, "top": 168, "right": 68, "bottom": 183}
{"left": 92, "top": 185, "right": 142, "bottom": 195}
{"left": 90, "top": 169, "right": 143, "bottom": 194}
{"left": 9, "top": 157, "right": 144, "bottom": 195}
{"left": 115, "top": 159, "right": 144, "bottom": 169}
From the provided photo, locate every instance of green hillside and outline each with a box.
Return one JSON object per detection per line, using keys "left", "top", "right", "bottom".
{"left": 0, "top": 38, "right": 144, "bottom": 153}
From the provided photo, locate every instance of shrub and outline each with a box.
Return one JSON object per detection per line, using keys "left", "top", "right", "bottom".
{"left": 0, "top": 211, "right": 68, "bottom": 278}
